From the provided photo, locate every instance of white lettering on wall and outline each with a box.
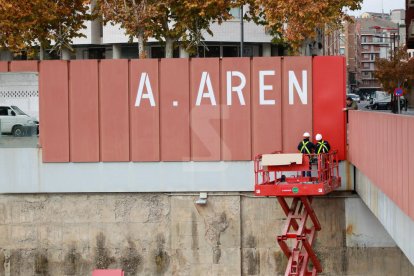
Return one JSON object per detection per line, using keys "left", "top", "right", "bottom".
{"left": 135, "top": 72, "right": 156, "bottom": 107}
{"left": 259, "top": 70, "right": 276, "bottom": 105}
{"left": 288, "top": 70, "right": 308, "bottom": 105}
{"left": 196, "top": 72, "right": 217, "bottom": 106}
{"left": 226, "top": 71, "right": 246, "bottom": 105}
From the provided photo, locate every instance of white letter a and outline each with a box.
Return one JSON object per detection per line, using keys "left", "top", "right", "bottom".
{"left": 135, "top": 72, "right": 156, "bottom": 107}
{"left": 196, "top": 72, "right": 216, "bottom": 106}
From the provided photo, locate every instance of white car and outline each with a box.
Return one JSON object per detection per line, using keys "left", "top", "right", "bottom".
{"left": 0, "top": 105, "right": 38, "bottom": 136}
{"left": 347, "top": 93, "right": 361, "bottom": 103}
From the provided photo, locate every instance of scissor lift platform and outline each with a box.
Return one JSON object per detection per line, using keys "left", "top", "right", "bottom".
{"left": 254, "top": 152, "right": 341, "bottom": 276}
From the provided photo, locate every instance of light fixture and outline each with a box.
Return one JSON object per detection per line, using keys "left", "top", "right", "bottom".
{"left": 195, "top": 192, "right": 208, "bottom": 205}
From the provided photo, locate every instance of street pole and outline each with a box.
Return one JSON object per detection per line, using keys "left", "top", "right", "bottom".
{"left": 240, "top": 5, "right": 244, "bottom": 57}
{"left": 398, "top": 96, "right": 401, "bottom": 114}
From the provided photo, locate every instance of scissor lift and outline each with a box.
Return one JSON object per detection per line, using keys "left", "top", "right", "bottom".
{"left": 254, "top": 152, "right": 341, "bottom": 276}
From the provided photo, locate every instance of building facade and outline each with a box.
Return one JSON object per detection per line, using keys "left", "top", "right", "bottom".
{"left": 354, "top": 15, "right": 399, "bottom": 95}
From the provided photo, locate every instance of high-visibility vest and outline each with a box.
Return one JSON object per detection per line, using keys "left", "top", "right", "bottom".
{"left": 317, "top": 141, "right": 329, "bottom": 154}
{"left": 300, "top": 141, "right": 311, "bottom": 154}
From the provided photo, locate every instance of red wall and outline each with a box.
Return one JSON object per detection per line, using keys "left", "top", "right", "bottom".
{"left": 349, "top": 111, "right": 414, "bottom": 221}
{"left": 34, "top": 57, "right": 346, "bottom": 163}
{"left": 313, "top": 57, "right": 346, "bottom": 160}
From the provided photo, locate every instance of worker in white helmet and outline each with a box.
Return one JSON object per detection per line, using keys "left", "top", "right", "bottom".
{"left": 315, "top": 134, "right": 330, "bottom": 154}
{"left": 298, "top": 132, "right": 315, "bottom": 177}
{"left": 297, "top": 132, "right": 315, "bottom": 154}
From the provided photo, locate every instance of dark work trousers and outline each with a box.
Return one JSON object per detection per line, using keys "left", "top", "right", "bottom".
{"left": 301, "top": 155, "right": 312, "bottom": 177}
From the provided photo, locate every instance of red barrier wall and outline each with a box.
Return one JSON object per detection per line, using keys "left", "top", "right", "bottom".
{"left": 313, "top": 57, "right": 346, "bottom": 160}
{"left": 36, "top": 57, "right": 346, "bottom": 163}
{"left": 0, "top": 62, "right": 8, "bottom": 72}
{"left": 9, "top": 61, "right": 39, "bottom": 72}
{"left": 69, "top": 60, "right": 100, "bottom": 162}
{"left": 282, "top": 57, "right": 313, "bottom": 153}
{"left": 39, "top": 61, "right": 70, "bottom": 162}
{"left": 349, "top": 111, "right": 414, "bottom": 220}
{"left": 251, "top": 57, "right": 282, "bottom": 157}
{"left": 130, "top": 59, "right": 160, "bottom": 161}
{"left": 160, "top": 59, "right": 191, "bottom": 161}
{"left": 221, "top": 58, "right": 251, "bottom": 160}
{"left": 100, "top": 60, "right": 130, "bottom": 162}
{"left": 190, "top": 58, "right": 221, "bottom": 161}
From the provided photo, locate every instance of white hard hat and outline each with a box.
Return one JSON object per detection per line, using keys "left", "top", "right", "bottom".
{"left": 315, "top": 134, "right": 322, "bottom": 141}
{"left": 303, "top": 132, "right": 310, "bottom": 138}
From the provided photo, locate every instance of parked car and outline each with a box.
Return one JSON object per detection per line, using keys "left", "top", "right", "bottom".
{"left": 346, "top": 93, "right": 361, "bottom": 103}
{"left": 366, "top": 91, "right": 407, "bottom": 110}
{"left": 0, "top": 105, "right": 39, "bottom": 136}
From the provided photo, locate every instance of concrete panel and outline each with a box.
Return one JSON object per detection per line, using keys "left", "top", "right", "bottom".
{"left": 282, "top": 57, "right": 312, "bottom": 153}
{"left": 0, "top": 148, "right": 253, "bottom": 193}
{"left": 39, "top": 61, "right": 69, "bottom": 162}
{"left": 99, "top": 60, "right": 130, "bottom": 161}
{"left": 160, "top": 59, "right": 190, "bottom": 161}
{"left": 9, "top": 61, "right": 38, "bottom": 72}
{"left": 190, "top": 58, "right": 221, "bottom": 161}
{"left": 356, "top": 169, "right": 414, "bottom": 266}
{"left": 0, "top": 61, "right": 8, "bottom": 72}
{"left": 221, "top": 58, "right": 251, "bottom": 160}
{"left": 312, "top": 57, "right": 346, "bottom": 160}
{"left": 0, "top": 148, "right": 39, "bottom": 193}
{"left": 69, "top": 60, "right": 100, "bottom": 162}
{"left": 345, "top": 197, "right": 396, "bottom": 247}
{"left": 130, "top": 59, "right": 160, "bottom": 161}
{"left": 251, "top": 57, "right": 282, "bottom": 157}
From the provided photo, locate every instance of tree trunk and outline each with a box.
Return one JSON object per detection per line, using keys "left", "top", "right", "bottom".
{"left": 138, "top": 32, "right": 146, "bottom": 59}
{"left": 165, "top": 37, "right": 174, "bottom": 58}
{"left": 39, "top": 45, "right": 45, "bottom": 60}
{"left": 61, "top": 47, "right": 71, "bottom": 60}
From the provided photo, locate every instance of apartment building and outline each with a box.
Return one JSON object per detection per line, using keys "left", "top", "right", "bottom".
{"left": 354, "top": 16, "right": 399, "bottom": 94}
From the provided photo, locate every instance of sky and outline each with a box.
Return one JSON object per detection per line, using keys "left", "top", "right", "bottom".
{"left": 347, "top": 0, "right": 405, "bottom": 16}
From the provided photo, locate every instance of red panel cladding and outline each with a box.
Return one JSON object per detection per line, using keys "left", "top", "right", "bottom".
{"left": 251, "top": 57, "right": 282, "bottom": 157}
{"left": 39, "top": 61, "right": 69, "bottom": 162}
{"left": 401, "top": 117, "right": 409, "bottom": 214}
{"left": 409, "top": 117, "right": 414, "bottom": 219}
{"left": 160, "top": 59, "right": 190, "bottom": 161}
{"left": 99, "top": 60, "right": 130, "bottom": 161}
{"left": 282, "top": 57, "right": 313, "bottom": 153}
{"left": 9, "top": 61, "right": 38, "bottom": 72}
{"left": 312, "top": 56, "right": 346, "bottom": 160}
{"left": 0, "top": 62, "right": 8, "bottom": 72}
{"left": 130, "top": 59, "right": 160, "bottom": 161}
{"left": 69, "top": 60, "right": 100, "bottom": 162}
{"left": 221, "top": 58, "right": 251, "bottom": 160}
{"left": 190, "top": 58, "right": 220, "bottom": 161}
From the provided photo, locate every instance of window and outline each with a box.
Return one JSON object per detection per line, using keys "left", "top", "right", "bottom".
{"left": 0, "top": 107, "right": 11, "bottom": 116}
{"left": 197, "top": 46, "right": 220, "bottom": 57}
{"left": 363, "top": 54, "right": 369, "bottom": 59}
{"left": 10, "top": 106, "right": 26, "bottom": 115}
{"left": 0, "top": 107, "right": 8, "bottom": 116}
{"left": 223, "top": 46, "right": 239, "bottom": 57}
{"left": 363, "top": 63, "right": 370, "bottom": 68}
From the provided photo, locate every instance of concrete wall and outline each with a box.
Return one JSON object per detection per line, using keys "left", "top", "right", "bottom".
{"left": 0, "top": 193, "right": 412, "bottom": 275}
{"left": 356, "top": 169, "right": 414, "bottom": 266}
{"left": 0, "top": 148, "right": 352, "bottom": 193}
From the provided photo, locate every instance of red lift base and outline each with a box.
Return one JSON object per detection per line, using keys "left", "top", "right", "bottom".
{"left": 254, "top": 152, "right": 341, "bottom": 276}
{"left": 277, "top": 196, "right": 321, "bottom": 276}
